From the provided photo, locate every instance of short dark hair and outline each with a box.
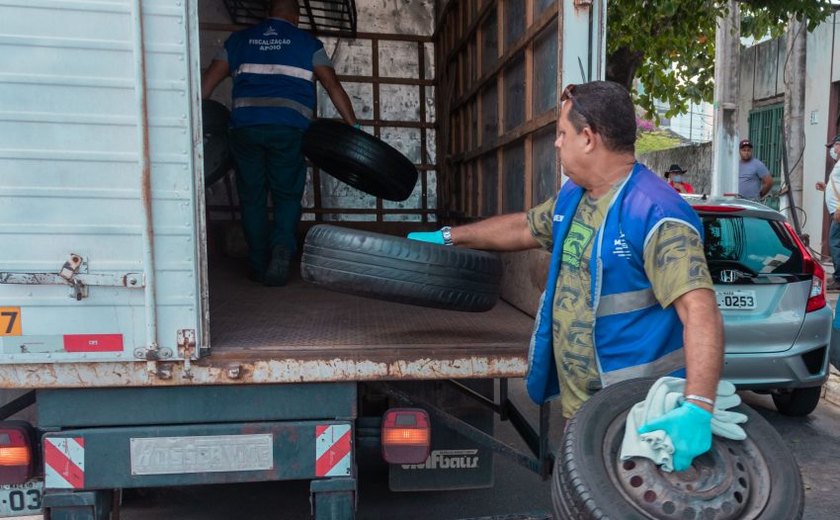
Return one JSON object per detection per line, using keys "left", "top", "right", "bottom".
{"left": 270, "top": 0, "right": 299, "bottom": 16}
{"left": 565, "top": 81, "right": 636, "bottom": 154}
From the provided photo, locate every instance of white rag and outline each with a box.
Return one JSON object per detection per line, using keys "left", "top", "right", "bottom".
{"left": 620, "top": 377, "right": 748, "bottom": 472}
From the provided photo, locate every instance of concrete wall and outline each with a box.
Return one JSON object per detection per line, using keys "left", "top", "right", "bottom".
{"left": 739, "top": 18, "right": 840, "bottom": 254}
{"left": 638, "top": 142, "right": 714, "bottom": 195}
{"left": 803, "top": 13, "right": 839, "bottom": 253}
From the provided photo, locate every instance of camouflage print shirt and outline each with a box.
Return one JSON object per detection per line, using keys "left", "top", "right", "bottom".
{"left": 527, "top": 188, "right": 713, "bottom": 418}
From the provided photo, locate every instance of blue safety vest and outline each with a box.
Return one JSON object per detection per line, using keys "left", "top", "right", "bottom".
{"left": 224, "top": 18, "right": 323, "bottom": 129}
{"left": 525, "top": 163, "right": 704, "bottom": 404}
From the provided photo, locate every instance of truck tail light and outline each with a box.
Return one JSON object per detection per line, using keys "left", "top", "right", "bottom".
{"left": 0, "top": 422, "right": 35, "bottom": 485}
{"left": 381, "top": 408, "right": 430, "bottom": 464}
{"left": 784, "top": 222, "right": 825, "bottom": 312}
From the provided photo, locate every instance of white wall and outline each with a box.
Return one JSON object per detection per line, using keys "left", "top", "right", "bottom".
{"left": 802, "top": 13, "right": 838, "bottom": 253}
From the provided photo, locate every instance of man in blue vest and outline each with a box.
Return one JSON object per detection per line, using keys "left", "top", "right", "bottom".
{"left": 409, "top": 81, "right": 724, "bottom": 472}
{"left": 201, "top": 0, "right": 359, "bottom": 286}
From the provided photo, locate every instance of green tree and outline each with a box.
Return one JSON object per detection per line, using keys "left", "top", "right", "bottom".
{"left": 607, "top": 0, "right": 835, "bottom": 119}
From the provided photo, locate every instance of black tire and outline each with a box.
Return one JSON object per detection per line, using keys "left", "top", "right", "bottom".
{"left": 202, "top": 99, "right": 233, "bottom": 188}
{"left": 302, "top": 120, "right": 418, "bottom": 201}
{"left": 300, "top": 225, "right": 502, "bottom": 312}
{"left": 771, "top": 385, "right": 822, "bottom": 417}
{"left": 553, "top": 378, "right": 804, "bottom": 520}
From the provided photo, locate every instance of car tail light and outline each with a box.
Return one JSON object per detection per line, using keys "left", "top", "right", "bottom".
{"left": 0, "top": 423, "right": 35, "bottom": 485}
{"left": 784, "top": 222, "right": 825, "bottom": 312}
{"left": 381, "top": 408, "right": 430, "bottom": 464}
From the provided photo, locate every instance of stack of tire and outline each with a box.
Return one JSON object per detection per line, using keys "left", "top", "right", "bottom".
{"left": 300, "top": 121, "right": 504, "bottom": 312}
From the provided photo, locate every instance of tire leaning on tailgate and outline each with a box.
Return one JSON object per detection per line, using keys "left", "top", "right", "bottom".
{"left": 302, "top": 120, "right": 419, "bottom": 201}
{"left": 202, "top": 99, "right": 233, "bottom": 188}
{"left": 553, "top": 378, "right": 804, "bottom": 520}
{"left": 301, "top": 225, "right": 503, "bottom": 312}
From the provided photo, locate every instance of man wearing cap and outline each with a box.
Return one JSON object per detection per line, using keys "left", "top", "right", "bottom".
{"left": 664, "top": 164, "right": 694, "bottom": 194}
{"left": 816, "top": 134, "right": 840, "bottom": 290}
{"left": 737, "top": 139, "right": 772, "bottom": 201}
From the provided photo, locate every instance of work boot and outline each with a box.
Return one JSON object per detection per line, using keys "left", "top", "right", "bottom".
{"left": 264, "top": 245, "right": 291, "bottom": 287}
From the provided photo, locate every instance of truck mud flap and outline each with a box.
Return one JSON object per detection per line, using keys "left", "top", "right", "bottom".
{"left": 386, "top": 380, "right": 495, "bottom": 491}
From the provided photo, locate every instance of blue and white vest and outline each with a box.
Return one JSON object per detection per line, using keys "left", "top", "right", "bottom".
{"left": 224, "top": 19, "right": 323, "bottom": 129}
{"left": 525, "top": 163, "right": 704, "bottom": 404}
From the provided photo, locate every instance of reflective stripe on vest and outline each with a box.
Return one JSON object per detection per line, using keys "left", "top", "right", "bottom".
{"left": 600, "top": 347, "right": 685, "bottom": 386}
{"left": 232, "top": 97, "right": 314, "bottom": 119}
{"left": 234, "top": 63, "right": 314, "bottom": 82}
{"left": 595, "top": 288, "right": 657, "bottom": 318}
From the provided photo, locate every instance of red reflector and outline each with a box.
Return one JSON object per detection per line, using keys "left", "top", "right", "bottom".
{"left": 381, "top": 408, "right": 430, "bottom": 465}
{"left": 692, "top": 205, "right": 743, "bottom": 213}
{"left": 0, "top": 423, "right": 34, "bottom": 485}
{"left": 784, "top": 223, "right": 826, "bottom": 312}
{"left": 63, "top": 334, "right": 123, "bottom": 352}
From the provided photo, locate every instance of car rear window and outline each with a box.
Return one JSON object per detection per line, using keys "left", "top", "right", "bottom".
{"left": 701, "top": 215, "right": 804, "bottom": 275}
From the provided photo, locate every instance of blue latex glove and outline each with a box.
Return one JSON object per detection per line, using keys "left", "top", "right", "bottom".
{"left": 638, "top": 401, "right": 713, "bottom": 472}
{"left": 406, "top": 230, "right": 445, "bottom": 244}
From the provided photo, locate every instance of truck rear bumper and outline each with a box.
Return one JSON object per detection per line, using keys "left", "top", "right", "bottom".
{"left": 43, "top": 420, "right": 353, "bottom": 490}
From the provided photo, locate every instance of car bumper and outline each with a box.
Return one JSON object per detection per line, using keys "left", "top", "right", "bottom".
{"left": 722, "top": 341, "right": 830, "bottom": 390}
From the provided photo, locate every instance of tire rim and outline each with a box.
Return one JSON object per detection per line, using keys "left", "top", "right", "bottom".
{"left": 602, "top": 410, "right": 772, "bottom": 519}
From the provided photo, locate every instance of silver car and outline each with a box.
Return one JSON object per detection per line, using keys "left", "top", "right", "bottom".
{"left": 687, "top": 196, "right": 832, "bottom": 416}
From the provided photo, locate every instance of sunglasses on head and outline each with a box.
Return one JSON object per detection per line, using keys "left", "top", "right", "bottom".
{"left": 560, "top": 83, "right": 597, "bottom": 133}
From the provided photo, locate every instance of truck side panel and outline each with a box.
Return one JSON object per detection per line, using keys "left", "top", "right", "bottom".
{"left": 0, "top": 1, "right": 206, "bottom": 363}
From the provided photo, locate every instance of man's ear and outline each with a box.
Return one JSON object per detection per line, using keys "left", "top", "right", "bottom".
{"left": 581, "top": 127, "right": 598, "bottom": 153}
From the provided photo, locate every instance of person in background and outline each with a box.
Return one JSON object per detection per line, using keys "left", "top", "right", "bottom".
{"left": 408, "top": 81, "right": 724, "bottom": 472}
{"left": 815, "top": 134, "right": 840, "bottom": 291}
{"left": 664, "top": 164, "right": 693, "bottom": 194}
{"left": 201, "top": 0, "right": 359, "bottom": 286}
{"left": 737, "top": 139, "right": 772, "bottom": 202}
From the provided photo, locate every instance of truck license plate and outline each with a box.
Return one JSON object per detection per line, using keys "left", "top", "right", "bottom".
{"left": 716, "top": 289, "right": 757, "bottom": 310}
{"left": 0, "top": 479, "right": 42, "bottom": 517}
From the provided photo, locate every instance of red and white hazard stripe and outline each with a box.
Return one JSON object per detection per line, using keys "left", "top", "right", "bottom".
{"left": 315, "top": 424, "right": 351, "bottom": 477}
{"left": 44, "top": 437, "right": 85, "bottom": 489}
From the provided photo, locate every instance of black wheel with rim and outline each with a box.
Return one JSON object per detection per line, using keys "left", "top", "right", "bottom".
{"left": 553, "top": 378, "right": 804, "bottom": 520}
{"left": 302, "top": 120, "right": 418, "bottom": 201}
{"left": 300, "top": 225, "right": 502, "bottom": 312}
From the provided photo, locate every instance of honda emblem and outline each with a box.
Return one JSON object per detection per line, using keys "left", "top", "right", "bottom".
{"left": 719, "top": 270, "right": 739, "bottom": 283}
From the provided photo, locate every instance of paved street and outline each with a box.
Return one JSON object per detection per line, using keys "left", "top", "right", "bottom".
{"left": 118, "top": 381, "right": 840, "bottom": 520}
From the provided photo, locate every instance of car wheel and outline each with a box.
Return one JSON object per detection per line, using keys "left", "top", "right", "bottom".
{"left": 300, "top": 225, "right": 502, "bottom": 312}
{"left": 302, "top": 120, "right": 418, "bottom": 201}
{"left": 552, "top": 378, "right": 804, "bottom": 520}
{"left": 771, "top": 386, "right": 822, "bottom": 417}
{"left": 202, "top": 100, "right": 233, "bottom": 188}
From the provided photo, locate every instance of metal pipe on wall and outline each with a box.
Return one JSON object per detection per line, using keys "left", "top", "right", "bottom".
{"left": 130, "top": 0, "right": 159, "bottom": 354}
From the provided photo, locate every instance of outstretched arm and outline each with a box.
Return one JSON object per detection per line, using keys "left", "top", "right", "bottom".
{"left": 314, "top": 65, "right": 358, "bottom": 126}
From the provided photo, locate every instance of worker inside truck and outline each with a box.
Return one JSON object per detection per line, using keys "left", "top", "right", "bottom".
{"left": 409, "top": 81, "right": 726, "bottom": 472}
{"left": 201, "top": 0, "right": 359, "bottom": 287}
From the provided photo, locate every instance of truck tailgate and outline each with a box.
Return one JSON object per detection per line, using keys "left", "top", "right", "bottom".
{"left": 0, "top": 261, "right": 535, "bottom": 388}
{"left": 208, "top": 260, "right": 535, "bottom": 381}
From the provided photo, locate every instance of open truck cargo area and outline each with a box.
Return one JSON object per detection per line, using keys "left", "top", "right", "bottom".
{"left": 0, "top": 0, "right": 605, "bottom": 518}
